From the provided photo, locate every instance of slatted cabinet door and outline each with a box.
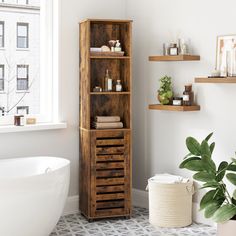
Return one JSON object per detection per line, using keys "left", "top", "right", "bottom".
{"left": 90, "top": 130, "right": 131, "bottom": 218}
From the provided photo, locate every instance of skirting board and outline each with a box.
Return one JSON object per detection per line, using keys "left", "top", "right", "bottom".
{"left": 63, "top": 189, "right": 215, "bottom": 226}
{"left": 63, "top": 195, "right": 79, "bottom": 215}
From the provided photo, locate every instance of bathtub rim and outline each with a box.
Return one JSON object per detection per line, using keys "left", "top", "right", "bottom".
{"left": 0, "top": 156, "right": 70, "bottom": 180}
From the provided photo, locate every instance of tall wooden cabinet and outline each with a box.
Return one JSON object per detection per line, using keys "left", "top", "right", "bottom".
{"left": 79, "top": 19, "right": 132, "bottom": 220}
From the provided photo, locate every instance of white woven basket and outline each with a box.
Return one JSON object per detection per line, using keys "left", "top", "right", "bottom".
{"left": 148, "top": 180, "right": 194, "bottom": 228}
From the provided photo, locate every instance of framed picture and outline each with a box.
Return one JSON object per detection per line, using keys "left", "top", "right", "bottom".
{"left": 216, "top": 35, "right": 236, "bottom": 76}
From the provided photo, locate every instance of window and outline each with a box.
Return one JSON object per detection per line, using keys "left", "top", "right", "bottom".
{"left": 17, "top": 23, "right": 29, "bottom": 48}
{"left": 0, "top": 0, "right": 59, "bottom": 126}
{"left": 17, "top": 65, "right": 29, "bottom": 90}
{"left": 0, "top": 65, "right": 4, "bottom": 91}
{"left": 17, "top": 106, "right": 29, "bottom": 115}
{"left": 0, "top": 21, "right": 4, "bottom": 48}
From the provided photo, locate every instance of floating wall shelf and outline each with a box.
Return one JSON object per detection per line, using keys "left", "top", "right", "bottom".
{"left": 195, "top": 77, "right": 236, "bottom": 83}
{"left": 149, "top": 104, "right": 201, "bottom": 112}
{"left": 149, "top": 55, "right": 200, "bottom": 62}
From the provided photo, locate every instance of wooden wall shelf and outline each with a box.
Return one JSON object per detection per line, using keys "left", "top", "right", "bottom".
{"left": 195, "top": 77, "right": 236, "bottom": 83}
{"left": 149, "top": 55, "right": 200, "bottom": 62}
{"left": 149, "top": 104, "right": 200, "bottom": 111}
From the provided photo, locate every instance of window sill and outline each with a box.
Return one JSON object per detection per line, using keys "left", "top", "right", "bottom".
{"left": 16, "top": 90, "right": 30, "bottom": 93}
{"left": 0, "top": 122, "right": 67, "bottom": 134}
{"left": 16, "top": 48, "right": 30, "bottom": 51}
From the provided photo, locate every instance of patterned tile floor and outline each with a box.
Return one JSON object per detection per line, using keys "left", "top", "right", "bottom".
{"left": 50, "top": 207, "right": 216, "bottom": 236}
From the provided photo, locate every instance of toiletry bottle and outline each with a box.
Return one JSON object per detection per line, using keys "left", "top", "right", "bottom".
{"left": 116, "top": 79, "right": 122, "bottom": 92}
{"left": 104, "top": 69, "right": 113, "bottom": 91}
{"left": 183, "top": 84, "right": 194, "bottom": 106}
{"left": 115, "top": 40, "right": 122, "bottom": 52}
{"left": 169, "top": 43, "right": 178, "bottom": 55}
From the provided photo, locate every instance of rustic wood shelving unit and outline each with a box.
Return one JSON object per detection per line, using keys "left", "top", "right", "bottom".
{"left": 79, "top": 19, "right": 132, "bottom": 220}
{"left": 149, "top": 55, "right": 200, "bottom": 62}
{"left": 195, "top": 77, "right": 236, "bottom": 83}
{"left": 149, "top": 104, "right": 200, "bottom": 112}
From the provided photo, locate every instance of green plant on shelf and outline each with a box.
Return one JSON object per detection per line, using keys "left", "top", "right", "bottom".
{"left": 157, "top": 75, "right": 173, "bottom": 105}
{"left": 179, "top": 132, "right": 236, "bottom": 223}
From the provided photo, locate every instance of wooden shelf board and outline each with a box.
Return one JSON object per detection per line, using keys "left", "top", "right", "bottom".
{"left": 195, "top": 77, "right": 236, "bottom": 83}
{"left": 80, "top": 127, "right": 131, "bottom": 132}
{"left": 90, "top": 56, "right": 130, "bottom": 59}
{"left": 148, "top": 104, "right": 200, "bottom": 111}
{"left": 149, "top": 54, "right": 200, "bottom": 62}
{"left": 90, "top": 92, "right": 130, "bottom": 95}
{"left": 81, "top": 19, "right": 133, "bottom": 24}
{"left": 90, "top": 128, "right": 131, "bottom": 132}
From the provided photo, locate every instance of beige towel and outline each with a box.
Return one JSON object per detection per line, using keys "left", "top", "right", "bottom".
{"left": 95, "top": 116, "right": 121, "bottom": 123}
{"left": 93, "top": 122, "right": 123, "bottom": 129}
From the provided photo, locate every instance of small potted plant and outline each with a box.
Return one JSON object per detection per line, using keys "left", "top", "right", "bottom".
{"left": 158, "top": 75, "right": 173, "bottom": 105}
{"left": 179, "top": 133, "right": 236, "bottom": 236}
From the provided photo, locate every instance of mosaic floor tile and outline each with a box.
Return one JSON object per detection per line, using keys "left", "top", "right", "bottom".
{"left": 51, "top": 207, "right": 216, "bottom": 236}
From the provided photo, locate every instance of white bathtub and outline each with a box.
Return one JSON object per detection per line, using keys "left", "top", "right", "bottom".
{"left": 0, "top": 156, "right": 70, "bottom": 236}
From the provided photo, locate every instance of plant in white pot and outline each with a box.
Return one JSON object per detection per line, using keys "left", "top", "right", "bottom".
{"left": 179, "top": 133, "right": 236, "bottom": 236}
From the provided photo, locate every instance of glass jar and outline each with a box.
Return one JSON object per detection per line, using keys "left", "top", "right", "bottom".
{"left": 172, "top": 97, "right": 183, "bottom": 106}
{"left": 169, "top": 43, "right": 178, "bottom": 56}
{"left": 183, "top": 84, "right": 194, "bottom": 106}
{"left": 116, "top": 80, "right": 122, "bottom": 92}
{"left": 14, "top": 115, "right": 25, "bottom": 126}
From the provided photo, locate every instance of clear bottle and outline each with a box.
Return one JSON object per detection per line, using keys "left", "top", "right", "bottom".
{"left": 104, "top": 69, "right": 113, "bottom": 91}
{"left": 116, "top": 80, "right": 122, "bottom": 92}
{"left": 115, "top": 40, "right": 122, "bottom": 52}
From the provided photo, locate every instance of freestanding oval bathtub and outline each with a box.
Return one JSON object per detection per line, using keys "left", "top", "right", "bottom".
{"left": 0, "top": 156, "right": 70, "bottom": 236}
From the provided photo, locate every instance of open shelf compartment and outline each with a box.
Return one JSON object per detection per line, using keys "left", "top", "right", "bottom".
{"left": 90, "top": 21, "right": 131, "bottom": 57}
{"left": 90, "top": 59, "right": 130, "bottom": 92}
{"left": 91, "top": 95, "right": 131, "bottom": 129}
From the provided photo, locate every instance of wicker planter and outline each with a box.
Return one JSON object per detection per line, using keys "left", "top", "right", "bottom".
{"left": 148, "top": 180, "right": 194, "bottom": 228}
{"left": 217, "top": 220, "right": 236, "bottom": 236}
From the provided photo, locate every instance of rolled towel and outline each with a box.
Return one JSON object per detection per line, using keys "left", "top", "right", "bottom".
{"left": 95, "top": 116, "right": 121, "bottom": 123}
{"left": 93, "top": 122, "right": 123, "bottom": 129}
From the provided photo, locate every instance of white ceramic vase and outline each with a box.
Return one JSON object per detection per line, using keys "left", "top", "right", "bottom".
{"left": 217, "top": 220, "right": 236, "bottom": 236}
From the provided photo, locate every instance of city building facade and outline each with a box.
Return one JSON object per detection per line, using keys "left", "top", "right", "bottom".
{"left": 0, "top": 0, "right": 40, "bottom": 116}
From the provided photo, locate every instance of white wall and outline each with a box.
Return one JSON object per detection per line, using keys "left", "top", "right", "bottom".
{"left": 0, "top": 0, "right": 126, "bottom": 196}
{"left": 126, "top": 0, "right": 236, "bottom": 199}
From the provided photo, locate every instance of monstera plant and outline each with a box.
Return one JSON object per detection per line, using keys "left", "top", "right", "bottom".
{"left": 157, "top": 75, "right": 173, "bottom": 105}
{"left": 179, "top": 133, "right": 236, "bottom": 226}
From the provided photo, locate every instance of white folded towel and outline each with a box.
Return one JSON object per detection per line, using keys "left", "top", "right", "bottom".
{"left": 149, "top": 173, "right": 189, "bottom": 184}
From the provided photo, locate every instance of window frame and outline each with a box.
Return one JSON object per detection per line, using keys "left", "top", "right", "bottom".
{"left": 0, "top": 21, "right": 4, "bottom": 48}
{"left": 16, "top": 65, "right": 29, "bottom": 91}
{"left": 17, "top": 22, "right": 29, "bottom": 49}
{"left": 17, "top": 106, "right": 29, "bottom": 115}
{"left": 0, "top": 64, "right": 4, "bottom": 91}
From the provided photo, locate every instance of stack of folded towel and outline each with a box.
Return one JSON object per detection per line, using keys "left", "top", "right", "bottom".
{"left": 93, "top": 116, "right": 123, "bottom": 129}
